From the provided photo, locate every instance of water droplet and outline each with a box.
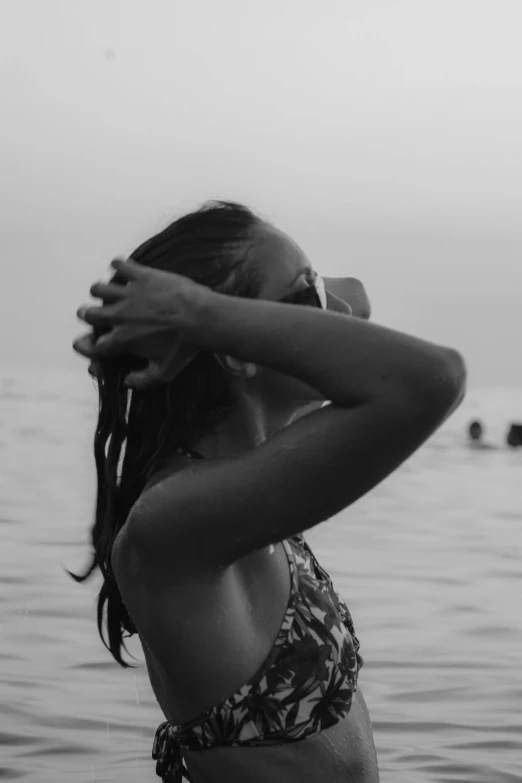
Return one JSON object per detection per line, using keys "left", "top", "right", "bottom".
{"left": 269, "top": 544, "right": 275, "bottom": 555}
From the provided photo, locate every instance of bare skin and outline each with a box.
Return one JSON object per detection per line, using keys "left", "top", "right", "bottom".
{"left": 115, "top": 515, "right": 379, "bottom": 781}
{"left": 79, "top": 223, "right": 464, "bottom": 782}
{"left": 108, "top": 229, "right": 378, "bottom": 780}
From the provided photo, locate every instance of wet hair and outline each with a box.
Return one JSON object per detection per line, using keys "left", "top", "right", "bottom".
{"left": 68, "top": 201, "right": 266, "bottom": 667}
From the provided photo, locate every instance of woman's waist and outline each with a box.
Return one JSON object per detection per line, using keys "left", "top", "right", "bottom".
{"left": 180, "top": 690, "right": 379, "bottom": 783}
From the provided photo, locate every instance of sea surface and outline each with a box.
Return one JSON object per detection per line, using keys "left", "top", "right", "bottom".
{"left": 0, "top": 367, "right": 521, "bottom": 783}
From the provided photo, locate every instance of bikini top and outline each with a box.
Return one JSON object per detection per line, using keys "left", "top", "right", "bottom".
{"left": 151, "top": 446, "right": 364, "bottom": 783}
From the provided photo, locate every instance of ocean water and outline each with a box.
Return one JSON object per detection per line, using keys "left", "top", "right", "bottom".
{"left": 0, "top": 366, "right": 521, "bottom": 783}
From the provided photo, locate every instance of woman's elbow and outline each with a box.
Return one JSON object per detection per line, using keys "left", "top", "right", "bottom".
{"left": 424, "top": 348, "right": 467, "bottom": 414}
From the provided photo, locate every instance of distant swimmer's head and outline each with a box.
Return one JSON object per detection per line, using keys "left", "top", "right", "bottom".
{"left": 468, "top": 420, "right": 484, "bottom": 441}
{"left": 506, "top": 423, "right": 522, "bottom": 448}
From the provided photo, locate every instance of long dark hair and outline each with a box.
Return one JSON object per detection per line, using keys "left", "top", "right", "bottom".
{"left": 69, "top": 200, "right": 265, "bottom": 667}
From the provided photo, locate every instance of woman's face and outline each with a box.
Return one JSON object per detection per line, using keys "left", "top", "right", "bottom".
{"left": 248, "top": 224, "right": 371, "bottom": 409}
{"left": 251, "top": 225, "right": 370, "bottom": 316}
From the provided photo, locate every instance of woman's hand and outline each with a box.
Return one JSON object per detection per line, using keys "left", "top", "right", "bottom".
{"left": 73, "top": 258, "right": 209, "bottom": 388}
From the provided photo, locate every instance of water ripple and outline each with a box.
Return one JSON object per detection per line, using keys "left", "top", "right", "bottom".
{"left": 1, "top": 377, "right": 521, "bottom": 782}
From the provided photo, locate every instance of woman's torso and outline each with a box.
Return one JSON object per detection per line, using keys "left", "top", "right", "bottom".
{"left": 114, "top": 454, "right": 379, "bottom": 782}
{"left": 180, "top": 690, "right": 378, "bottom": 783}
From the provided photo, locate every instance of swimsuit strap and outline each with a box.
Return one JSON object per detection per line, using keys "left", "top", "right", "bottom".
{"left": 153, "top": 721, "right": 192, "bottom": 782}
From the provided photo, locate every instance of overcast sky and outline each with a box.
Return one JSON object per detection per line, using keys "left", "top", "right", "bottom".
{"left": 1, "top": 0, "right": 521, "bottom": 387}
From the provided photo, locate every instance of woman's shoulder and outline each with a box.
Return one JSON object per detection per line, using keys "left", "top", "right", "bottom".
{"left": 111, "top": 450, "right": 199, "bottom": 577}
{"left": 142, "top": 448, "right": 202, "bottom": 494}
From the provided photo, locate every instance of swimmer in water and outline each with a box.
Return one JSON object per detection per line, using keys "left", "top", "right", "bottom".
{"left": 506, "top": 423, "right": 522, "bottom": 448}
{"left": 467, "top": 420, "right": 497, "bottom": 450}
{"left": 72, "top": 200, "right": 466, "bottom": 783}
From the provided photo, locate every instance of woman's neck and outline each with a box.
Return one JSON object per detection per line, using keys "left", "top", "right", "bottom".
{"left": 189, "top": 400, "right": 326, "bottom": 461}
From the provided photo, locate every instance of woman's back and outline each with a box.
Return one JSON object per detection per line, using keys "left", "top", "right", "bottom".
{"left": 116, "top": 500, "right": 293, "bottom": 724}
{"left": 113, "top": 451, "right": 379, "bottom": 782}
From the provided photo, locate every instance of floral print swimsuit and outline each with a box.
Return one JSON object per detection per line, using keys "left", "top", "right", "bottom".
{"left": 152, "top": 448, "right": 364, "bottom": 783}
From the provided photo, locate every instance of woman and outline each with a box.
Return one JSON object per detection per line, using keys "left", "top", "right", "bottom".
{"left": 73, "top": 201, "right": 466, "bottom": 783}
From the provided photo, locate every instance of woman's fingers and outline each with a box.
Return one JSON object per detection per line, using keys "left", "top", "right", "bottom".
{"left": 88, "top": 360, "right": 102, "bottom": 379}
{"left": 73, "top": 332, "right": 97, "bottom": 358}
{"left": 77, "top": 302, "right": 120, "bottom": 326}
{"left": 125, "top": 348, "right": 201, "bottom": 389}
{"left": 125, "top": 362, "right": 165, "bottom": 390}
{"left": 73, "top": 329, "right": 128, "bottom": 359}
{"left": 72, "top": 330, "right": 118, "bottom": 358}
{"left": 89, "top": 281, "right": 128, "bottom": 301}
{"left": 109, "top": 256, "right": 147, "bottom": 281}
{"left": 93, "top": 329, "right": 130, "bottom": 356}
